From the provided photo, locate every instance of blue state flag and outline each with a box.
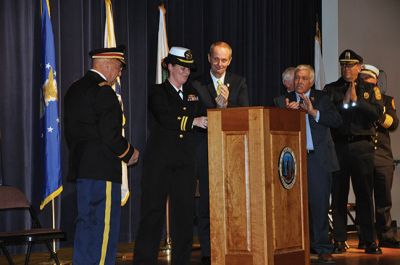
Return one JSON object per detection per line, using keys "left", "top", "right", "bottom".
{"left": 40, "top": 0, "right": 62, "bottom": 210}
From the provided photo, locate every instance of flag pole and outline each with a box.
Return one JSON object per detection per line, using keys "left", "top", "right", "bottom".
{"left": 38, "top": 1, "right": 66, "bottom": 263}
{"left": 52, "top": 199, "right": 56, "bottom": 252}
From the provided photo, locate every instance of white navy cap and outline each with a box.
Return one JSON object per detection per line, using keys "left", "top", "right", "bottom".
{"left": 163, "top": 46, "right": 196, "bottom": 70}
{"left": 360, "top": 64, "right": 379, "bottom": 79}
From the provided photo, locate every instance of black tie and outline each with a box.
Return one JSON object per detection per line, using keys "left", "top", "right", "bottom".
{"left": 178, "top": 90, "right": 183, "bottom": 100}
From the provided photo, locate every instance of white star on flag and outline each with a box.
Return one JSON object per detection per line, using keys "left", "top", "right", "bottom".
{"left": 46, "top": 63, "right": 51, "bottom": 69}
{"left": 47, "top": 127, "right": 53, "bottom": 133}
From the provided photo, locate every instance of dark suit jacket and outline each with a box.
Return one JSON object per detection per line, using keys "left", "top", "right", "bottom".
{"left": 144, "top": 80, "right": 205, "bottom": 159}
{"left": 273, "top": 90, "right": 291, "bottom": 108}
{"left": 375, "top": 94, "right": 399, "bottom": 166}
{"left": 287, "top": 89, "right": 342, "bottom": 173}
{"left": 64, "top": 71, "right": 134, "bottom": 182}
{"left": 191, "top": 72, "right": 249, "bottom": 110}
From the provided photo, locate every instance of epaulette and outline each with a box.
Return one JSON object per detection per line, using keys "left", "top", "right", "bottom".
{"left": 98, "top": 81, "right": 110, "bottom": 87}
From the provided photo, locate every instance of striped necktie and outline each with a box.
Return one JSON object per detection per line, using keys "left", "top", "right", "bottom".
{"left": 216, "top": 80, "right": 223, "bottom": 95}
{"left": 297, "top": 94, "right": 314, "bottom": 150}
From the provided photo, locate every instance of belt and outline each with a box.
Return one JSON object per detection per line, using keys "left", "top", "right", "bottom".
{"left": 307, "top": 149, "right": 314, "bottom": 154}
{"left": 335, "top": 135, "right": 372, "bottom": 143}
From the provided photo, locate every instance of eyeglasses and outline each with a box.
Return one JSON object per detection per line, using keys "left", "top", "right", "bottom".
{"left": 340, "top": 63, "right": 357, "bottom": 69}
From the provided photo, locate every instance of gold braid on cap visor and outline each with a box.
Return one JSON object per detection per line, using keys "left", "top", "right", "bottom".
{"left": 92, "top": 52, "right": 125, "bottom": 64}
{"left": 177, "top": 57, "right": 194, "bottom": 64}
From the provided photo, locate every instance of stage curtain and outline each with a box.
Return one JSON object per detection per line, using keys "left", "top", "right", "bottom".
{"left": 0, "top": 0, "right": 320, "bottom": 249}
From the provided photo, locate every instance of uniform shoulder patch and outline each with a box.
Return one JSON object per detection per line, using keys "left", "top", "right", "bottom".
{"left": 98, "top": 81, "right": 110, "bottom": 87}
{"left": 392, "top": 98, "right": 396, "bottom": 110}
{"left": 373, "top": 86, "right": 382, "bottom": 101}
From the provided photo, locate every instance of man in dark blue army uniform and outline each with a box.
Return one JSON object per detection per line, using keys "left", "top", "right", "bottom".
{"left": 359, "top": 64, "right": 400, "bottom": 248}
{"left": 133, "top": 47, "right": 207, "bottom": 265}
{"left": 324, "top": 50, "right": 384, "bottom": 254}
{"left": 64, "top": 46, "right": 140, "bottom": 265}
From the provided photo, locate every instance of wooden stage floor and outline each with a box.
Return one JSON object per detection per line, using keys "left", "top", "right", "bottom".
{"left": 1, "top": 238, "right": 400, "bottom": 265}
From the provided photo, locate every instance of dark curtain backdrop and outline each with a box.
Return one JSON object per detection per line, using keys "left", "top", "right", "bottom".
{"left": 0, "top": 0, "right": 321, "bottom": 250}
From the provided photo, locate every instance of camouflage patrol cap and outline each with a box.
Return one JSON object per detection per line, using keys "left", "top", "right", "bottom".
{"left": 339, "top": 49, "right": 363, "bottom": 64}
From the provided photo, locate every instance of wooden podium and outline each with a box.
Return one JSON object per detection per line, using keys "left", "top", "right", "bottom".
{"left": 207, "top": 107, "right": 309, "bottom": 265}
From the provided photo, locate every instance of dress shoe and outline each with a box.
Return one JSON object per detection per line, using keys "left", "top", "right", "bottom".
{"left": 364, "top": 242, "right": 382, "bottom": 254}
{"left": 311, "top": 253, "right": 335, "bottom": 264}
{"left": 333, "top": 241, "right": 346, "bottom": 254}
{"left": 201, "top": 256, "right": 211, "bottom": 265}
{"left": 379, "top": 238, "right": 400, "bottom": 248}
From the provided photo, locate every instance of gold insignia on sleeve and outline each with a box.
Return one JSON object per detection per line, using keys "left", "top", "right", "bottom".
{"left": 373, "top": 86, "right": 382, "bottom": 100}
{"left": 363, "top": 92, "right": 370, "bottom": 99}
{"left": 180, "top": 116, "right": 188, "bottom": 131}
{"left": 392, "top": 98, "right": 396, "bottom": 110}
{"left": 382, "top": 114, "right": 394, "bottom": 129}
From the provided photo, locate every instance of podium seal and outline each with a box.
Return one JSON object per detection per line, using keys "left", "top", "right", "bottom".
{"left": 278, "top": 147, "right": 297, "bottom": 189}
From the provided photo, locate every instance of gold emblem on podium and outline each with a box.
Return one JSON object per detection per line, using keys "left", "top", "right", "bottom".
{"left": 278, "top": 147, "right": 297, "bottom": 189}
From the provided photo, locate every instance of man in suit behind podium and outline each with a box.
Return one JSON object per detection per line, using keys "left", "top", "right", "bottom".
{"left": 274, "top": 66, "right": 296, "bottom": 108}
{"left": 284, "top": 64, "right": 342, "bottom": 264}
{"left": 191, "top": 41, "right": 249, "bottom": 265}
